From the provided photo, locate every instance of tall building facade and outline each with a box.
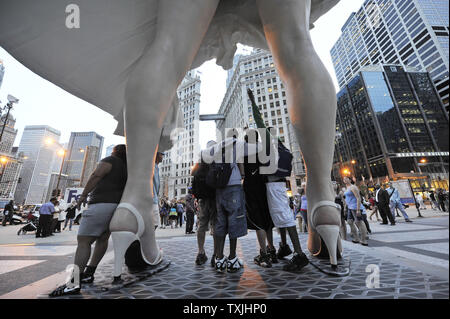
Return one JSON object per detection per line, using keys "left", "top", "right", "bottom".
{"left": 80, "top": 145, "right": 100, "bottom": 187}
{"left": 160, "top": 71, "right": 201, "bottom": 200}
{"left": 62, "top": 132, "right": 104, "bottom": 187}
{"left": 333, "top": 65, "right": 449, "bottom": 189}
{"left": 105, "top": 144, "right": 115, "bottom": 157}
{"left": 0, "top": 113, "right": 18, "bottom": 154}
{"left": 216, "top": 49, "right": 306, "bottom": 187}
{"left": 0, "top": 59, "right": 4, "bottom": 90}
{"left": 331, "top": 0, "right": 449, "bottom": 110}
{"left": 0, "top": 114, "right": 23, "bottom": 203}
{"left": 15, "top": 125, "right": 61, "bottom": 205}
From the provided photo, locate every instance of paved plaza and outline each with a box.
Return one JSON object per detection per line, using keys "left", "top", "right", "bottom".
{"left": 0, "top": 207, "right": 448, "bottom": 299}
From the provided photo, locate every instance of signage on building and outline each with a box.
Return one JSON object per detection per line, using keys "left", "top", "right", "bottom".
{"left": 63, "top": 187, "right": 84, "bottom": 204}
{"left": 394, "top": 152, "right": 449, "bottom": 158}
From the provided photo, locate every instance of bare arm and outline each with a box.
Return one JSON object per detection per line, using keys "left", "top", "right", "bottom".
{"left": 351, "top": 185, "right": 361, "bottom": 216}
{"left": 77, "top": 161, "right": 112, "bottom": 208}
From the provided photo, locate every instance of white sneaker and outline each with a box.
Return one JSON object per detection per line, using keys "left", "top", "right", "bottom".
{"left": 226, "top": 256, "right": 243, "bottom": 273}
{"left": 214, "top": 256, "right": 228, "bottom": 273}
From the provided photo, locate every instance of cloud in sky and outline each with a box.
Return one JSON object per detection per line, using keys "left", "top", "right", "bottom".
{"left": 0, "top": 0, "right": 364, "bottom": 155}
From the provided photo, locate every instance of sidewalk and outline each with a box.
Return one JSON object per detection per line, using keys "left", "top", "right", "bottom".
{"left": 0, "top": 208, "right": 448, "bottom": 299}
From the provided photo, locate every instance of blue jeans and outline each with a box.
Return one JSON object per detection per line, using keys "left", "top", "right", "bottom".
{"left": 390, "top": 201, "right": 410, "bottom": 220}
{"left": 64, "top": 218, "right": 73, "bottom": 230}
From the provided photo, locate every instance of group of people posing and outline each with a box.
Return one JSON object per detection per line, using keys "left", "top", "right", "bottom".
{"left": 190, "top": 129, "right": 309, "bottom": 274}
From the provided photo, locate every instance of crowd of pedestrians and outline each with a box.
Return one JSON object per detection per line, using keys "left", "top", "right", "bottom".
{"left": 35, "top": 199, "right": 80, "bottom": 238}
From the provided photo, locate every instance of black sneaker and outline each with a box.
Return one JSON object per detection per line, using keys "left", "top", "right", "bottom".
{"left": 283, "top": 253, "right": 309, "bottom": 271}
{"left": 210, "top": 254, "right": 216, "bottom": 268}
{"left": 276, "top": 243, "right": 292, "bottom": 259}
{"left": 254, "top": 250, "right": 272, "bottom": 268}
{"left": 266, "top": 246, "right": 279, "bottom": 264}
{"left": 195, "top": 252, "right": 208, "bottom": 265}
{"left": 49, "top": 284, "right": 81, "bottom": 297}
{"left": 81, "top": 273, "right": 94, "bottom": 284}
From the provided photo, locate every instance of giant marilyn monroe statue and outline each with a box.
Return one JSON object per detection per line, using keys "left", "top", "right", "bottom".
{"left": 0, "top": 0, "right": 345, "bottom": 276}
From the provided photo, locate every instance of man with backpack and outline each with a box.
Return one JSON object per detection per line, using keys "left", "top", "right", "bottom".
{"left": 387, "top": 182, "right": 412, "bottom": 222}
{"left": 247, "top": 89, "right": 309, "bottom": 271}
{"left": 192, "top": 140, "right": 218, "bottom": 266}
{"left": 204, "top": 130, "right": 250, "bottom": 273}
{"left": 176, "top": 201, "right": 184, "bottom": 228}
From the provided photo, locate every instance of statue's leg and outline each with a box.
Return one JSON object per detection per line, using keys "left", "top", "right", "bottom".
{"left": 110, "top": 0, "right": 219, "bottom": 266}
{"left": 256, "top": 0, "right": 340, "bottom": 257}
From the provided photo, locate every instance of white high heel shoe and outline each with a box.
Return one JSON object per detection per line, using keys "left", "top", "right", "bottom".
{"left": 111, "top": 203, "right": 163, "bottom": 279}
{"left": 309, "top": 201, "right": 343, "bottom": 268}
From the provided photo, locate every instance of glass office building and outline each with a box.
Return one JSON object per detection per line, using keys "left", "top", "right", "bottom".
{"left": 15, "top": 126, "right": 61, "bottom": 205}
{"left": 331, "top": 0, "right": 449, "bottom": 110}
{"left": 333, "top": 65, "right": 449, "bottom": 185}
{"left": 63, "top": 132, "right": 104, "bottom": 186}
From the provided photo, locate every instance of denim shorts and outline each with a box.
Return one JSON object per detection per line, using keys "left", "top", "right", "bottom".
{"left": 215, "top": 185, "right": 247, "bottom": 239}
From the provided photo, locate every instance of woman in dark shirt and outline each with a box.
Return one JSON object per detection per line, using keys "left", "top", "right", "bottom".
{"left": 50, "top": 144, "right": 127, "bottom": 297}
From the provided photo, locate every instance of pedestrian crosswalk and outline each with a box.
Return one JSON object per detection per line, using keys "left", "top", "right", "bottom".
{"left": 0, "top": 260, "right": 45, "bottom": 276}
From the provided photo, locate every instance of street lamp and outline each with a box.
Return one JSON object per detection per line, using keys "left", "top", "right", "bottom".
{"left": 0, "top": 95, "right": 19, "bottom": 144}
{"left": 55, "top": 149, "right": 66, "bottom": 196}
{"left": 341, "top": 168, "right": 351, "bottom": 177}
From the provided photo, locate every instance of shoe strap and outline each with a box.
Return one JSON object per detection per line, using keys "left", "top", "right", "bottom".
{"left": 117, "top": 203, "right": 145, "bottom": 237}
{"left": 311, "top": 200, "right": 341, "bottom": 218}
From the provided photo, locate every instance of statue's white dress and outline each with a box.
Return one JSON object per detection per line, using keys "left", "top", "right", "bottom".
{"left": 0, "top": 0, "right": 339, "bottom": 148}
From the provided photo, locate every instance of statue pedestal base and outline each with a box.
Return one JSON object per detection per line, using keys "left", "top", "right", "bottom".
{"left": 103, "top": 258, "right": 171, "bottom": 291}
{"left": 306, "top": 253, "right": 350, "bottom": 277}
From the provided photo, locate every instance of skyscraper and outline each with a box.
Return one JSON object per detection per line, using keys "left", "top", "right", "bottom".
{"left": 0, "top": 114, "right": 23, "bottom": 203}
{"left": 80, "top": 145, "right": 100, "bottom": 187}
{"left": 0, "top": 59, "right": 4, "bottom": 90}
{"left": 160, "top": 70, "right": 201, "bottom": 200}
{"left": 15, "top": 125, "right": 61, "bottom": 204}
{"left": 216, "top": 49, "right": 306, "bottom": 187}
{"left": 331, "top": 0, "right": 449, "bottom": 109}
{"left": 0, "top": 113, "right": 18, "bottom": 154}
{"left": 63, "top": 132, "right": 104, "bottom": 186}
{"left": 105, "top": 144, "right": 115, "bottom": 157}
{"left": 333, "top": 64, "right": 448, "bottom": 190}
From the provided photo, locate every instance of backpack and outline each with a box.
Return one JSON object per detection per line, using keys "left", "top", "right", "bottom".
{"left": 204, "top": 141, "right": 234, "bottom": 189}
{"left": 192, "top": 161, "right": 215, "bottom": 199}
{"left": 206, "top": 161, "right": 233, "bottom": 189}
{"left": 176, "top": 203, "right": 184, "bottom": 213}
{"left": 274, "top": 141, "right": 293, "bottom": 177}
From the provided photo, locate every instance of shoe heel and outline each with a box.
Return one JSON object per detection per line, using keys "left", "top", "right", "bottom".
{"left": 111, "top": 231, "right": 138, "bottom": 278}
{"left": 316, "top": 225, "right": 340, "bottom": 267}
